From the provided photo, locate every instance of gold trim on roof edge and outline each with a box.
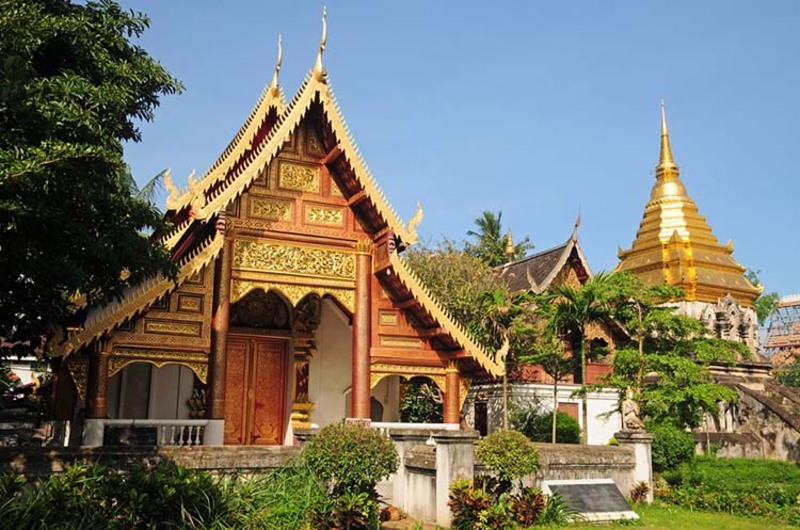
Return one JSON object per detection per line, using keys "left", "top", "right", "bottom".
{"left": 57, "top": 232, "right": 224, "bottom": 356}
{"left": 162, "top": 44, "right": 288, "bottom": 217}
{"left": 389, "top": 252, "right": 504, "bottom": 377}
{"left": 194, "top": 71, "right": 416, "bottom": 245}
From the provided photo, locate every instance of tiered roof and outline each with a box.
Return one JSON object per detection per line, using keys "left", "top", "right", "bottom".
{"left": 55, "top": 17, "right": 502, "bottom": 376}
{"left": 615, "top": 103, "right": 761, "bottom": 306}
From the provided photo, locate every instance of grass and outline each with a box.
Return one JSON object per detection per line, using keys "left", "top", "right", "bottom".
{"left": 533, "top": 503, "right": 799, "bottom": 530}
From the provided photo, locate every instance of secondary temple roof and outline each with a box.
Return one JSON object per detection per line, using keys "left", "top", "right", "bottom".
{"left": 497, "top": 225, "right": 591, "bottom": 293}
{"left": 615, "top": 103, "right": 761, "bottom": 307}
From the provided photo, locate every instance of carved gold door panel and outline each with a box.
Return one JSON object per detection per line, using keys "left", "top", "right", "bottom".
{"left": 224, "top": 335, "right": 288, "bottom": 445}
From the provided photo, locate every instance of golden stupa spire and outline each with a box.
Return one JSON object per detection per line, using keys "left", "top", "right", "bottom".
{"left": 269, "top": 35, "right": 283, "bottom": 96}
{"left": 657, "top": 99, "right": 679, "bottom": 175}
{"left": 313, "top": 6, "right": 327, "bottom": 81}
{"left": 505, "top": 231, "right": 515, "bottom": 259}
{"left": 615, "top": 101, "right": 762, "bottom": 308}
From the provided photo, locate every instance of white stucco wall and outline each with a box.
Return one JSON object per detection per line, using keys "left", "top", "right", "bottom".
{"left": 464, "top": 383, "right": 622, "bottom": 445}
{"left": 308, "top": 298, "right": 353, "bottom": 427}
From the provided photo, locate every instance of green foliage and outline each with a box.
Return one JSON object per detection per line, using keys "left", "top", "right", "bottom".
{"left": 745, "top": 269, "right": 780, "bottom": 326}
{"left": 776, "top": 356, "right": 800, "bottom": 388}
{"left": 310, "top": 491, "right": 379, "bottom": 530}
{"left": 512, "top": 410, "right": 581, "bottom": 444}
{"left": 449, "top": 480, "right": 562, "bottom": 530}
{"left": 245, "top": 463, "right": 328, "bottom": 529}
{"left": 657, "top": 457, "right": 800, "bottom": 522}
{"left": 600, "top": 273, "right": 743, "bottom": 429}
{"left": 0, "top": 0, "right": 182, "bottom": 356}
{"left": 403, "top": 240, "right": 536, "bottom": 355}
{"left": 404, "top": 240, "right": 510, "bottom": 351}
{"left": 302, "top": 422, "right": 399, "bottom": 496}
{"left": 399, "top": 379, "right": 443, "bottom": 423}
{"left": 0, "top": 461, "right": 289, "bottom": 529}
{"left": 630, "top": 481, "right": 650, "bottom": 504}
{"left": 538, "top": 493, "right": 578, "bottom": 526}
{"left": 476, "top": 429, "right": 539, "bottom": 492}
{"left": 465, "top": 210, "right": 533, "bottom": 267}
{"left": 650, "top": 423, "right": 697, "bottom": 472}
{"left": 449, "top": 479, "right": 492, "bottom": 530}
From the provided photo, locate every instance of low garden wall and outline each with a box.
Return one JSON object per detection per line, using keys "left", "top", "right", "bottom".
{"left": 0, "top": 445, "right": 300, "bottom": 478}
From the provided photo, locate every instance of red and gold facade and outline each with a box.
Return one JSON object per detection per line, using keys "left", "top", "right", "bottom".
{"left": 51, "top": 24, "right": 502, "bottom": 445}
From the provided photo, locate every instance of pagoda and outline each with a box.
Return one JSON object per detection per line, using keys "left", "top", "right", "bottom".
{"left": 49, "top": 12, "right": 502, "bottom": 447}
{"left": 616, "top": 103, "right": 762, "bottom": 353}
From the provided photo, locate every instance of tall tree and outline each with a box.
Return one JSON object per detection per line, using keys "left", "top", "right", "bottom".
{"left": 0, "top": 1, "right": 182, "bottom": 356}
{"left": 465, "top": 211, "right": 532, "bottom": 267}
{"left": 605, "top": 272, "right": 743, "bottom": 429}
{"left": 542, "top": 272, "right": 617, "bottom": 444}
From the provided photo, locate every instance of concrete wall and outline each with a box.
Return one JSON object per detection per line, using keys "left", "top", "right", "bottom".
{"left": 308, "top": 298, "right": 352, "bottom": 427}
{"left": 464, "top": 383, "right": 621, "bottom": 445}
{"left": 0, "top": 445, "right": 300, "bottom": 479}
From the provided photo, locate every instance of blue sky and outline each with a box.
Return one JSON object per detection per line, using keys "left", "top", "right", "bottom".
{"left": 120, "top": 1, "right": 799, "bottom": 297}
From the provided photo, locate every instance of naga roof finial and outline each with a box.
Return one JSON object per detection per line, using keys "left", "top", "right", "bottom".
{"left": 270, "top": 34, "right": 282, "bottom": 96}
{"left": 314, "top": 6, "right": 327, "bottom": 81}
{"left": 657, "top": 99, "right": 679, "bottom": 175}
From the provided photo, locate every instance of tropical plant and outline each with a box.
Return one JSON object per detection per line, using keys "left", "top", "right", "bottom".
{"left": 465, "top": 210, "right": 533, "bottom": 267}
{"left": 745, "top": 269, "right": 780, "bottom": 326}
{"left": 475, "top": 429, "right": 539, "bottom": 494}
{"left": 540, "top": 271, "right": 619, "bottom": 443}
{"left": 399, "top": 379, "right": 443, "bottom": 423}
{"left": 512, "top": 410, "right": 581, "bottom": 445}
{"left": 649, "top": 423, "right": 697, "bottom": 472}
{"left": 302, "top": 422, "right": 398, "bottom": 496}
{"left": 0, "top": 0, "right": 182, "bottom": 358}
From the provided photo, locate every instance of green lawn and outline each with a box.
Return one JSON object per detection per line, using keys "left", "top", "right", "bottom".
{"left": 538, "top": 503, "right": 798, "bottom": 530}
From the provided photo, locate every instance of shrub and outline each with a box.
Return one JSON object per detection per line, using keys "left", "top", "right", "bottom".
{"left": 303, "top": 422, "right": 399, "bottom": 496}
{"left": 538, "top": 493, "right": 578, "bottom": 525}
{"left": 449, "top": 479, "right": 491, "bottom": 530}
{"left": 475, "top": 429, "right": 539, "bottom": 493}
{"left": 514, "top": 411, "right": 581, "bottom": 444}
{"left": 630, "top": 481, "right": 650, "bottom": 504}
{"left": 509, "top": 488, "right": 547, "bottom": 526}
{"left": 650, "top": 423, "right": 696, "bottom": 472}
{"left": 310, "top": 491, "right": 379, "bottom": 530}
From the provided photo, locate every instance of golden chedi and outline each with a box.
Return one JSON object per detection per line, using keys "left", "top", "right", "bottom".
{"left": 616, "top": 102, "right": 762, "bottom": 354}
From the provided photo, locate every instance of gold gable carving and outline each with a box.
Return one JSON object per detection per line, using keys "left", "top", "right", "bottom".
{"left": 279, "top": 162, "right": 319, "bottom": 192}
{"left": 231, "top": 279, "right": 354, "bottom": 313}
{"left": 251, "top": 198, "right": 292, "bottom": 221}
{"left": 232, "top": 239, "right": 355, "bottom": 280}
{"left": 305, "top": 205, "right": 344, "bottom": 226}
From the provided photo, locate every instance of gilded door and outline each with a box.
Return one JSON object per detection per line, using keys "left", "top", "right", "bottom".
{"left": 224, "top": 335, "right": 288, "bottom": 445}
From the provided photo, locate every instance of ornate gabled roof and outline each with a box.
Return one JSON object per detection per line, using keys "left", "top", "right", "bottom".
{"left": 54, "top": 228, "right": 224, "bottom": 356}
{"left": 154, "top": 37, "right": 288, "bottom": 249}
{"left": 498, "top": 224, "right": 591, "bottom": 294}
{"left": 191, "top": 71, "right": 419, "bottom": 245}
{"left": 615, "top": 102, "right": 762, "bottom": 307}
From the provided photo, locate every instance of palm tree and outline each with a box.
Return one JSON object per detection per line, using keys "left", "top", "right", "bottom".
{"left": 466, "top": 211, "right": 532, "bottom": 267}
{"left": 543, "top": 272, "right": 617, "bottom": 444}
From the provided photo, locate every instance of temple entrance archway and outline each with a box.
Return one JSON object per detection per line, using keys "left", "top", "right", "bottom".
{"left": 224, "top": 289, "right": 292, "bottom": 445}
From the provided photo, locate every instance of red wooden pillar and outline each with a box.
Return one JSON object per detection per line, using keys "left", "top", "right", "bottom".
{"left": 351, "top": 240, "right": 372, "bottom": 419}
{"left": 86, "top": 341, "right": 109, "bottom": 419}
{"left": 444, "top": 360, "right": 461, "bottom": 424}
{"left": 208, "top": 237, "right": 233, "bottom": 420}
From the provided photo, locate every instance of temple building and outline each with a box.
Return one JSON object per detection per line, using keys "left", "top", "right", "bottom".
{"left": 464, "top": 227, "right": 626, "bottom": 443}
{"left": 49, "top": 16, "right": 503, "bottom": 447}
{"left": 615, "top": 103, "right": 762, "bottom": 354}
